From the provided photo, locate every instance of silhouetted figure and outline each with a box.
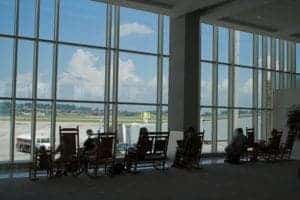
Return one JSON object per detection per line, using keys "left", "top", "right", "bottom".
{"left": 38, "top": 146, "right": 52, "bottom": 176}
{"left": 225, "top": 128, "right": 247, "bottom": 164}
{"left": 125, "top": 127, "right": 151, "bottom": 171}
{"left": 173, "top": 127, "right": 203, "bottom": 169}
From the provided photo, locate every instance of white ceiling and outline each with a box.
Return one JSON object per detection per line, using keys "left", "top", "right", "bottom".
{"left": 118, "top": 0, "right": 300, "bottom": 42}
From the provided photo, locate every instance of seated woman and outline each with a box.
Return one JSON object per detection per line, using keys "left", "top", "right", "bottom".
{"left": 225, "top": 128, "right": 247, "bottom": 164}
{"left": 125, "top": 127, "right": 151, "bottom": 171}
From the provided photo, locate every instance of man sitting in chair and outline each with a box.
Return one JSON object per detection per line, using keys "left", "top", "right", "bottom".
{"left": 173, "top": 127, "right": 202, "bottom": 169}
{"left": 125, "top": 127, "right": 152, "bottom": 171}
{"left": 225, "top": 128, "right": 247, "bottom": 164}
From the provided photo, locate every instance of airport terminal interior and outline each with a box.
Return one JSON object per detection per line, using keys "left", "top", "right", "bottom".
{"left": 0, "top": 0, "right": 300, "bottom": 199}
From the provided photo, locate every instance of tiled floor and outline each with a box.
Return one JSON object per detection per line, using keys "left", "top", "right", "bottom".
{"left": 0, "top": 160, "right": 299, "bottom": 200}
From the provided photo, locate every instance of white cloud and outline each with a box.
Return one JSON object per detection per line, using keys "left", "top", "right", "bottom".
{"left": 16, "top": 73, "right": 32, "bottom": 97}
{"left": 52, "top": 48, "right": 157, "bottom": 102}
{"left": 242, "top": 78, "right": 253, "bottom": 94}
{"left": 118, "top": 58, "right": 156, "bottom": 103}
{"left": 120, "top": 22, "right": 154, "bottom": 37}
{"left": 57, "top": 49, "right": 105, "bottom": 100}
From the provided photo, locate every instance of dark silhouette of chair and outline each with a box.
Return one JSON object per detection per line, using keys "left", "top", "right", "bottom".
{"left": 87, "top": 132, "right": 116, "bottom": 177}
{"left": 280, "top": 131, "right": 297, "bottom": 160}
{"left": 125, "top": 131, "right": 170, "bottom": 172}
{"left": 54, "top": 126, "right": 80, "bottom": 176}
{"left": 29, "top": 147, "right": 53, "bottom": 180}
{"left": 186, "top": 131, "right": 204, "bottom": 168}
{"left": 244, "top": 127, "right": 255, "bottom": 161}
{"left": 263, "top": 130, "right": 283, "bottom": 161}
{"left": 173, "top": 131, "right": 204, "bottom": 169}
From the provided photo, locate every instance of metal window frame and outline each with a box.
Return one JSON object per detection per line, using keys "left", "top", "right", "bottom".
{"left": 50, "top": 0, "right": 60, "bottom": 151}
{"left": 0, "top": 0, "right": 169, "bottom": 171}
{"left": 199, "top": 22, "right": 298, "bottom": 153}
{"left": 156, "top": 14, "right": 164, "bottom": 131}
{"left": 212, "top": 26, "right": 218, "bottom": 153}
{"left": 10, "top": 0, "right": 20, "bottom": 173}
{"left": 111, "top": 5, "right": 120, "bottom": 133}
{"left": 30, "top": 0, "right": 41, "bottom": 160}
{"left": 104, "top": 3, "right": 112, "bottom": 132}
{"left": 228, "top": 29, "right": 235, "bottom": 142}
{"left": 252, "top": 34, "right": 259, "bottom": 139}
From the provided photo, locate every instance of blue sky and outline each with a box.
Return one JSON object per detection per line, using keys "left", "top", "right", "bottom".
{"left": 0, "top": 0, "right": 298, "bottom": 108}
{"left": 0, "top": 0, "right": 169, "bottom": 105}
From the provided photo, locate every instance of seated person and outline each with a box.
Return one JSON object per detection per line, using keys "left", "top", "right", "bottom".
{"left": 125, "top": 127, "right": 151, "bottom": 171}
{"left": 225, "top": 128, "right": 247, "bottom": 164}
{"left": 37, "top": 146, "right": 52, "bottom": 176}
{"left": 83, "top": 129, "right": 98, "bottom": 154}
{"left": 173, "top": 127, "right": 202, "bottom": 168}
{"left": 80, "top": 129, "right": 99, "bottom": 171}
{"left": 256, "top": 129, "right": 282, "bottom": 153}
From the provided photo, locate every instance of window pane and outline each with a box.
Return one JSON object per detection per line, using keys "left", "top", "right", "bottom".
{"left": 163, "top": 57, "right": 169, "bottom": 104}
{"left": 218, "top": 27, "right": 229, "bottom": 63}
{"left": 15, "top": 101, "right": 32, "bottom": 161}
{"left": 163, "top": 16, "right": 169, "bottom": 55}
{"left": 36, "top": 101, "right": 51, "bottom": 150}
{"left": 258, "top": 70, "right": 262, "bottom": 108}
{"left": 16, "top": 40, "right": 34, "bottom": 98}
{"left": 117, "top": 105, "right": 156, "bottom": 154}
{"left": 118, "top": 53, "right": 157, "bottom": 103}
{"left": 57, "top": 45, "right": 105, "bottom": 101}
{"left": 258, "top": 35, "right": 263, "bottom": 68}
{"left": 235, "top": 67, "right": 252, "bottom": 107}
{"left": 217, "top": 108, "right": 228, "bottom": 152}
{"left": 284, "top": 41, "right": 288, "bottom": 71}
{"left": 218, "top": 64, "right": 228, "bottom": 106}
{"left": 40, "top": 0, "right": 54, "bottom": 40}
{"left": 201, "top": 23, "right": 213, "bottom": 60}
{"left": 0, "top": 0, "right": 15, "bottom": 34}
{"left": 56, "top": 102, "right": 104, "bottom": 146}
{"left": 0, "top": 100, "right": 11, "bottom": 162}
{"left": 267, "top": 37, "right": 271, "bottom": 69}
{"left": 258, "top": 110, "right": 262, "bottom": 139}
{"left": 235, "top": 31, "right": 253, "bottom": 66}
{"left": 59, "top": 0, "right": 106, "bottom": 46}
{"left": 19, "top": 0, "right": 35, "bottom": 37}
{"left": 38, "top": 42, "right": 53, "bottom": 99}
{"left": 275, "top": 71, "right": 280, "bottom": 90}
{"left": 120, "top": 7, "right": 158, "bottom": 53}
{"left": 201, "top": 62, "right": 212, "bottom": 106}
{"left": 200, "top": 108, "right": 212, "bottom": 153}
{"left": 297, "top": 43, "right": 300, "bottom": 73}
{"left": 284, "top": 73, "right": 291, "bottom": 89}
{"left": 234, "top": 109, "right": 252, "bottom": 131}
{"left": 0, "top": 37, "right": 14, "bottom": 97}
{"left": 162, "top": 106, "right": 168, "bottom": 131}
{"left": 276, "top": 39, "right": 280, "bottom": 71}
{"left": 296, "top": 74, "right": 300, "bottom": 88}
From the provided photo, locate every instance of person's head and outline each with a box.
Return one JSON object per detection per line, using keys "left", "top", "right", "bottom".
{"left": 184, "top": 126, "right": 196, "bottom": 139}
{"left": 234, "top": 128, "right": 244, "bottom": 137}
{"left": 271, "top": 129, "right": 277, "bottom": 137}
{"left": 86, "top": 129, "right": 93, "bottom": 136}
{"left": 39, "top": 146, "right": 46, "bottom": 153}
{"left": 139, "top": 127, "right": 148, "bottom": 137}
{"left": 187, "top": 126, "right": 196, "bottom": 133}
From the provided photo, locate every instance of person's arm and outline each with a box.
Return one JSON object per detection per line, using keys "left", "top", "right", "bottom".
{"left": 54, "top": 145, "right": 62, "bottom": 154}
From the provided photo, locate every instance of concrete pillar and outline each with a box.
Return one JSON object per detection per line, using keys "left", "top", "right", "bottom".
{"left": 169, "top": 12, "right": 199, "bottom": 131}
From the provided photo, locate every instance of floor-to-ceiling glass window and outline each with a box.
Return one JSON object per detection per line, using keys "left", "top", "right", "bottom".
{"left": 0, "top": 0, "right": 169, "bottom": 176}
{"left": 200, "top": 23, "right": 297, "bottom": 153}
{"left": 296, "top": 44, "right": 300, "bottom": 87}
